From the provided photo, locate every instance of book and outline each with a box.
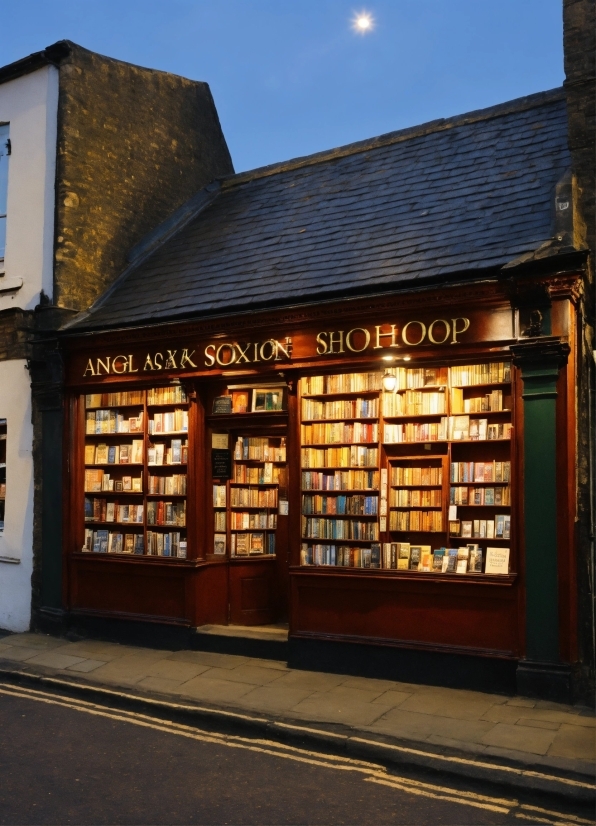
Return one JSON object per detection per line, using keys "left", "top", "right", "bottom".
{"left": 420, "top": 546, "right": 432, "bottom": 572}
{"left": 213, "top": 396, "right": 233, "bottom": 415}
{"left": 485, "top": 547, "right": 510, "bottom": 574}
{"left": 232, "top": 391, "right": 249, "bottom": 413}
{"left": 370, "top": 543, "right": 381, "bottom": 568}
{"left": 250, "top": 533, "right": 264, "bottom": 554}
{"left": 214, "top": 533, "right": 226, "bottom": 555}
{"left": 468, "top": 546, "right": 483, "bottom": 572}
{"left": 409, "top": 546, "right": 421, "bottom": 570}
{"left": 461, "top": 520, "right": 472, "bottom": 538}
{"left": 235, "top": 533, "right": 249, "bottom": 555}
{"left": 432, "top": 548, "right": 445, "bottom": 571}
{"left": 446, "top": 548, "right": 458, "bottom": 572}
{"left": 95, "top": 444, "right": 109, "bottom": 464}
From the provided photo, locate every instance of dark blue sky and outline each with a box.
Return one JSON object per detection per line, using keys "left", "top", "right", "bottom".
{"left": 5, "top": 1, "right": 564, "bottom": 172}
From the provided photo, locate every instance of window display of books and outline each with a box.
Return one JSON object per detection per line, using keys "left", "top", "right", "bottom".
{"left": 227, "top": 436, "right": 284, "bottom": 557}
{"left": 300, "top": 362, "right": 513, "bottom": 575}
{"left": 81, "top": 389, "right": 188, "bottom": 559}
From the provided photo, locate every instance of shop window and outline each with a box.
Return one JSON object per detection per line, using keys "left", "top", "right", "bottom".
{"left": 0, "top": 419, "right": 6, "bottom": 530}
{"left": 0, "top": 124, "right": 9, "bottom": 266}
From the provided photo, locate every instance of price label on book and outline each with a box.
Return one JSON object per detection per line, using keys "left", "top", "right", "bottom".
{"left": 211, "top": 448, "right": 232, "bottom": 479}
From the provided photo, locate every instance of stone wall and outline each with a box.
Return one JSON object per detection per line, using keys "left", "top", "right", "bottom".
{"left": 51, "top": 41, "right": 234, "bottom": 312}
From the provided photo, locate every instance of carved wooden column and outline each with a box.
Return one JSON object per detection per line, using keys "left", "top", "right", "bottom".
{"left": 511, "top": 336, "right": 571, "bottom": 700}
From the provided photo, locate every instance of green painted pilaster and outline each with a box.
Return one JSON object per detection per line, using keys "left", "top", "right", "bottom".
{"left": 511, "top": 338, "right": 570, "bottom": 663}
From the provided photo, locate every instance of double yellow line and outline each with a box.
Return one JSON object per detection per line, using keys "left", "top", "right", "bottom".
{"left": 0, "top": 681, "right": 592, "bottom": 825}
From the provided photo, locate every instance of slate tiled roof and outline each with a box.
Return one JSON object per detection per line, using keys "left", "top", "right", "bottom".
{"left": 70, "top": 89, "right": 570, "bottom": 331}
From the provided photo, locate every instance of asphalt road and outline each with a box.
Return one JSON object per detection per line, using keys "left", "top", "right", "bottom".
{"left": 0, "top": 683, "right": 590, "bottom": 826}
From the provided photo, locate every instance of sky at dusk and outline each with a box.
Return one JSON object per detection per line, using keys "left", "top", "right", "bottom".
{"left": 4, "top": 0, "right": 564, "bottom": 172}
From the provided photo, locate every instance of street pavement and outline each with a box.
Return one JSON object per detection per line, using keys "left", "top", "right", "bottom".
{"left": 0, "top": 684, "right": 593, "bottom": 825}
{"left": 0, "top": 631, "right": 593, "bottom": 784}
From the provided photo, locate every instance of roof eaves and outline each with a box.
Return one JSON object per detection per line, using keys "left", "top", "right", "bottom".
{"left": 0, "top": 40, "right": 72, "bottom": 85}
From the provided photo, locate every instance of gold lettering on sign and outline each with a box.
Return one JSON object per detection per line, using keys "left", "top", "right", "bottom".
{"left": 216, "top": 344, "right": 236, "bottom": 366}
{"left": 112, "top": 355, "right": 129, "bottom": 374}
{"left": 374, "top": 324, "right": 399, "bottom": 349}
{"left": 316, "top": 332, "right": 328, "bottom": 355}
{"left": 402, "top": 321, "right": 426, "bottom": 346}
{"left": 164, "top": 350, "right": 177, "bottom": 369}
{"left": 180, "top": 349, "right": 196, "bottom": 368}
{"left": 345, "top": 328, "right": 371, "bottom": 353}
{"left": 317, "top": 317, "right": 471, "bottom": 359}
{"left": 204, "top": 345, "right": 216, "bottom": 367}
{"left": 235, "top": 343, "right": 251, "bottom": 364}
{"left": 154, "top": 352, "right": 164, "bottom": 370}
{"left": 452, "top": 317, "right": 470, "bottom": 343}
{"left": 428, "top": 319, "right": 450, "bottom": 345}
{"left": 129, "top": 355, "right": 139, "bottom": 373}
{"left": 83, "top": 359, "right": 96, "bottom": 377}
{"left": 328, "top": 331, "right": 345, "bottom": 354}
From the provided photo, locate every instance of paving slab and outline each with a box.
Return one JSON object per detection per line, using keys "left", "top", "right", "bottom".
{"left": 290, "top": 692, "right": 392, "bottom": 727}
{"left": 137, "top": 676, "right": 185, "bottom": 694}
{"left": 144, "top": 659, "right": 211, "bottom": 682}
{"left": 197, "top": 665, "right": 285, "bottom": 686}
{"left": 25, "top": 652, "right": 87, "bottom": 670}
{"left": 317, "top": 684, "right": 388, "bottom": 705}
{"left": 370, "top": 708, "right": 495, "bottom": 745}
{"left": 547, "top": 724, "right": 596, "bottom": 762}
{"left": 66, "top": 659, "right": 107, "bottom": 673}
{"left": 238, "top": 685, "right": 315, "bottom": 714}
{"left": 0, "top": 647, "right": 40, "bottom": 662}
{"left": 176, "top": 675, "right": 255, "bottom": 704}
{"left": 167, "top": 650, "right": 250, "bottom": 669}
{"left": 88, "top": 653, "right": 170, "bottom": 684}
{"left": 370, "top": 689, "right": 413, "bottom": 708}
{"left": 517, "top": 717, "right": 561, "bottom": 731}
{"left": 481, "top": 722, "right": 557, "bottom": 755}
{"left": 270, "top": 669, "right": 346, "bottom": 692}
{"left": 396, "top": 689, "right": 497, "bottom": 721}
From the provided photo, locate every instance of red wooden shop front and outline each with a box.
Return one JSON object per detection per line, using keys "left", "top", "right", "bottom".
{"left": 61, "top": 278, "right": 579, "bottom": 670}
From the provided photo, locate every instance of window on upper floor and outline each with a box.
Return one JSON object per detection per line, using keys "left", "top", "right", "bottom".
{"left": 0, "top": 124, "right": 9, "bottom": 265}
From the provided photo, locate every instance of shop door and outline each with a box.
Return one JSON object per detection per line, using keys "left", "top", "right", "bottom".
{"left": 226, "top": 428, "right": 289, "bottom": 625}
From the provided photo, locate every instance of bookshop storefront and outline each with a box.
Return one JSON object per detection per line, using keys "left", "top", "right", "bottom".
{"left": 61, "top": 274, "right": 580, "bottom": 694}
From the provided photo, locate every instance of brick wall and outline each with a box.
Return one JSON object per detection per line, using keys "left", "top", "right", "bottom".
{"left": 52, "top": 42, "right": 234, "bottom": 312}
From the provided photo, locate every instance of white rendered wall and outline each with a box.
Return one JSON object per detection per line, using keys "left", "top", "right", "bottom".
{"left": 0, "top": 64, "right": 58, "bottom": 310}
{"left": 0, "top": 64, "right": 58, "bottom": 630}
{"left": 0, "top": 359, "right": 34, "bottom": 631}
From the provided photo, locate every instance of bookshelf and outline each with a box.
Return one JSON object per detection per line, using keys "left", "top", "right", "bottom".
{"left": 211, "top": 384, "right": 287, "bottom": 416}
{"left": 299, "top": 362, "right": 513, "bottom": 575}
{"left": 228, "top": 435, "right": 285, "bottom": 557}
{"left": 300, "top": 373, "right": 382, "bottom": 568}
{"left": 82, "top": 387, "right": 189, "bottom": 558}
{"left": 0, "top": 418, "right": 5, "bottom": 531}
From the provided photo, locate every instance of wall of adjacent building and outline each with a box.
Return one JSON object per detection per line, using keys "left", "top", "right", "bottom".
{"left": 0, "top": 65, "right": 58, "bottom": 310}
{"left": 52, "top": 42, "right": 234, "bottom": 312}
{"left": 0, "top": 359, "right": 35, "bottom": 630}
{"left": 0, "top": 65, "right": 58, "bottom": 631}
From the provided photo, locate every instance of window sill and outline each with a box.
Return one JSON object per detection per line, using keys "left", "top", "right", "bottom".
{"left": 0, "top": 277, "right": 22, "bottom": 293}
